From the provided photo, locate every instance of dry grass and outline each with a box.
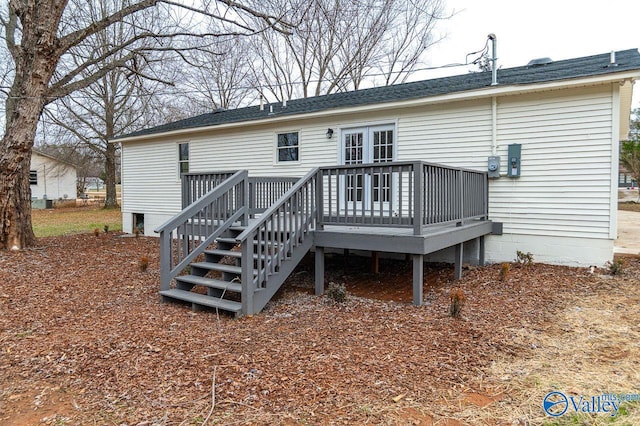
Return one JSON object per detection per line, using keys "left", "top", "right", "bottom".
{"left": 619, "top": 202, "right": 640, "bottom": 213}
{"left": 457, "top": 271, "right": 640, "bottom": 425}
{"left": 32, "top": 206, "right": 122, "bottom": 237}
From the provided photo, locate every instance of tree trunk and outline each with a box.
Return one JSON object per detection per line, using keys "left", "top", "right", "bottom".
{"left": 104, "top": 142, "right": 119, "bottom": 208}
{"left": 0, "top": 96, "right": 44, "bottom": 249}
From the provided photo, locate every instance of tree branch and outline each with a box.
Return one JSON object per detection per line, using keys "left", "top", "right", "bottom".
{"left": 58, "top": 0, "right": 158, "bottom": 55}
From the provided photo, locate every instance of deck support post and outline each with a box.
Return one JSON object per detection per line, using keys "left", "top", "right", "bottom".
{"left": 315, "top": 246, "right": 325, "bottom": 295}
{"left": 371, "top": 251, "right": 379, "bottom": 274}
{"left": 412, "top": 254, "right": 423, "bottom": 306}
{"left": 454, "top": 243, "right": 463, "bottom": 280}
{"left": 478, "top": 236, "right": 485, "bottom": 266}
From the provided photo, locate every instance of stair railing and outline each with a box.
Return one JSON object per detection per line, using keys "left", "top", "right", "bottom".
{"left": 236, "top": 168, "right": 319, "bottom": 314}
{"left": 155, "top": 170, "right": 249, "bottom": 291}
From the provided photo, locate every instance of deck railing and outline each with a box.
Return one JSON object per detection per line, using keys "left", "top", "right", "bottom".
{"left": 182, "top": 172, "right": 298, "bottom": 215}
{"left": 156, "top": 170, "right": 249, "bottom": 291}
{"left": 249, "top": 176, "right": 300, "bottom": 215}
{"left": 182, "top": 171, "right": 238, "bottom": 208}
{"left": 318, "top": 161, "right": 488, "bottom": 234}
{"left": 179, "top": 161, "right": 488, "bottom": 239}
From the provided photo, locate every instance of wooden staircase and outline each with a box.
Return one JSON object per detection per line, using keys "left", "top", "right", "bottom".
{"left": 156, "top": 168, "right": 319, "bottom": 317}
{"left": 159, "top": 226, "right": 249, "bottom": 316}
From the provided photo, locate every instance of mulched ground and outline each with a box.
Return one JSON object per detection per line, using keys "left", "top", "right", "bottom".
{"left": 0, "top": 233, "right": 636, "bottom": 425}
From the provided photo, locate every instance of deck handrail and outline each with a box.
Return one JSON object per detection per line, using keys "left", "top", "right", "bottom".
{"left": 236, "top": 167, "right": 319, "bottom": 314}
{"left": 318, "top": 161, "right": 488, "bottom": 234}
{"left": 155, "top": 170, "right": 249, "bottom": 291}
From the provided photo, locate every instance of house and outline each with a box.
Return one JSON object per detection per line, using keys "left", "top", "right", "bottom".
{"left": 114, "top": 49, "right": 640, "bottom": 316}
{"left": 619, "top": 166, "right": 637, "bottom": 188}
{"left": 30, "top": 150, "right": 78, "bottom": 208}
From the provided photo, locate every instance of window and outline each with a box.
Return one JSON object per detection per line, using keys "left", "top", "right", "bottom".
{"left": 178, "top": 143, "right": 189, "bottom": 174}
{"left": 29, "top": 170, "right": 37, "bottom": 185}
{"left": 277, "top": 132, "right": 299, "bottom": 162}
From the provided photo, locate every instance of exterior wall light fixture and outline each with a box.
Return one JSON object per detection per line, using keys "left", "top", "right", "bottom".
{"left": 326, "top": 128, "right": 334, "bottom": 139}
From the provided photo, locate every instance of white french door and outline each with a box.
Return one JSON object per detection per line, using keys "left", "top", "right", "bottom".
{"left": 341, "top": 124, "right": 395, "bottom": 212}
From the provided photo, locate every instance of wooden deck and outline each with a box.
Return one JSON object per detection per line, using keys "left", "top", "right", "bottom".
{"left": 157, "top": 161, "right": 500, "bottom": 316}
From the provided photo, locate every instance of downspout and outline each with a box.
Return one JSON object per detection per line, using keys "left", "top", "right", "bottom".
{"left": 491, "top": 97, "right": 498, "bottom": 156}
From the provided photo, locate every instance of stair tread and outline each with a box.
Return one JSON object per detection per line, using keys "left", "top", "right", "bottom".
{"left": 215, "top": 237, "right": 239, "bottom": 245}
{"left": 160, "top": 289, "right": 242, "bottom": 312}
{"left": 191, "top": 262, "right": 256, "bottom": 275}
{"left": 206, "top": 248, "right": 242, "bottom": 258}
{"left": 205, "top": 249, "right": 266, "bottom": 260}
{"left": 175, "top": 275, "right": 241, "bottom": 292}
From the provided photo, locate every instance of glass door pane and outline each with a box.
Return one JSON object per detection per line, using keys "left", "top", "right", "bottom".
{"left": 372, "top": 129, "right": 394, "bottom": 203}
{"left": 344, "top": 131, "right": 364, "bottom": 203}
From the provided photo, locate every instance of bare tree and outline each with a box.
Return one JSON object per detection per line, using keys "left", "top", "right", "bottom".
{"left": 247, "top": 0, "right": 447, "bottom": 101}
{"left": 177, "top": 35, "right": 255, "bottom": 113}
{"left": 0, "top": 0, "right": 289, "bottom": 250}
{"left": 374, "top": 0, "right": 446, "bottom": 86}
{"left": 44, "top": 1, "right": 175, "bottom": 208}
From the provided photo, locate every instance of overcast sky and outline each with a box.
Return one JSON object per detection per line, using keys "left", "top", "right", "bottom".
{"left": 420, "top": 0, "right": 640, "bottom": 109}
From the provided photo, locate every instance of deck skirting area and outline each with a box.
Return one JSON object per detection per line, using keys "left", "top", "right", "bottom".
{"left": 313, "top": 220, "right": 501, "bottom": 306}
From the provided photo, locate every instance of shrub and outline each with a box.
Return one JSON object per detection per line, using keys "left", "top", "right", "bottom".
{"left": 326, "top": 282, "right": 348, "bottom": 304}
{"left": 516, "top": 250, "right": 534, "bottom": 266}
{"left": 103, "top": 224, "right": 110, "bottom": 233}
{"left": 449, "top": 288, "right": 466, "bottom": 318}
{"left": 605, "top": 259, "right": 624, "bottom": 275}
{"left": 499, "top": 262, "right": 510, "bottom": 281}
{"left": 139, "top": 256, "right": 149, "bottom": 272}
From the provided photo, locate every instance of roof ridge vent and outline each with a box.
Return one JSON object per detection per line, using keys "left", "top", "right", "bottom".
{"left": 527, "top": 57, "right": 553, "bottom": 67}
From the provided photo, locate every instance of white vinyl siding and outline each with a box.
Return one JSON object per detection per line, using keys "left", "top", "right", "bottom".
{"left": 29, "top": 153, "right": 77, "bottom": 200}
{"left": 189, "top": 123, "right": 337, "bottom": 177}
{"left": 490, "top": 87, "right": 613, "bottom": 239}
{"left": 120, "top": 83, "right": 618, "bottom": 259}
{"left": 121, "top": 140, "right": 182, "bottom": 215}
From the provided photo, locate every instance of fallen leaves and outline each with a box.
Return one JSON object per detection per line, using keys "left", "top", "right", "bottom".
{"left": 0, "top": 233, "right": 638, "bottom": 425}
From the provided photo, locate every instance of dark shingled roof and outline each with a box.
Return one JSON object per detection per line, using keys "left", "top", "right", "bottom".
{"left": 118, "top": 49, "right": 640, "bottom": 140}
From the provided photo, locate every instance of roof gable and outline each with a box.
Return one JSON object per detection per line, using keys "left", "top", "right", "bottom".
{"left": 118, "top": 49, "right": 640, "bottom": 140}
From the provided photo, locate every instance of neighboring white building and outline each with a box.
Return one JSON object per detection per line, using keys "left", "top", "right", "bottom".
{"left": 114, "top": 49, "right": 640, "bottom": 266}
{"left": 30, "top": 151, "right": 78, "bottom": 204}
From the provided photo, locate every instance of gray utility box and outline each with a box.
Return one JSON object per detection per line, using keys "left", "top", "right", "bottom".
{"left": 487, "top": 156, "right": 500, "bottom": 178}
{"left": 507, "top": 144, "right": 521, "bottom": 178}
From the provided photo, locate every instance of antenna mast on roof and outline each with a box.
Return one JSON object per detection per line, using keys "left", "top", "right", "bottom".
{"left": 488, "top": 34, "right": 498, "bottom": 85}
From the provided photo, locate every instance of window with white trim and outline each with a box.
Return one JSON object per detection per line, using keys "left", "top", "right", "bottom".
{"left": 29, "top": 170, "right": 38, "bottom": 185}
{"left": 276, "top": 132, "right": 299, "bottom": 162}
{"left": 178, "top": 143, "right": 189, "bottom": 175}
